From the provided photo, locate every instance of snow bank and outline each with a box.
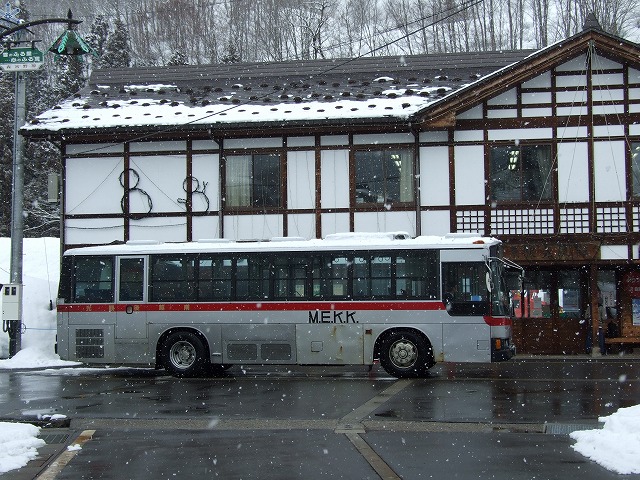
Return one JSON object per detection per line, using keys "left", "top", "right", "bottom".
{"left": 0, "top": 238, "right": 60, "bottom": 362}
{"left": 571, "top": 404, "right": 640, "bottom": 474}
{"left": 0, "top": 422, "right": 46, "bottom": 474}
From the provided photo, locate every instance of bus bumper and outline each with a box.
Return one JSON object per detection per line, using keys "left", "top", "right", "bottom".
{"left": 491, "top": 337, "right": 515, "bottom": 362}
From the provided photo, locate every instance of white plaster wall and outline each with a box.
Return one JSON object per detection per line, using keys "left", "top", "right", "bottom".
{"left": 630, "top": 88, "right": 640, "bottom": 100}
{"left": 224, "top": 215, "right": 283, "bottom": 240}
{"left": 287, "top": 151, "right": 315, "bottom": 210}
{"left": 558, "top": 126, "right": 588, "bottom": 139}
{"left": 287, "top": 214, "right": 316, "bottom": 239}
{"left": 594, "top": 141, "right": 626, "bottom": 202}
{"left": 487, "top": 128, "right": 553, "bottom": 141}
{"left": 557, "top": 142, "right": 589, "bottom": 203}
{"left": 321, "top": 213, "right": 350, "bottom": 237}
{"left": 522, "top": 71, "right": 551, "bottom": 88}
{"left": 522, "top": 108, "right": 552, "bottom": 117}
{"left": 354, "top": 211, "right": 415, "bottom": 236}
{"left": 487, "top": 109, "right": 518, "bottom": 118}
{"left": 558, "top": 106, "right": 588, "bottom": 116}
{"left": 592, "top": 57, "right": 622, "bottom": 70}
{"left": 420, "top": 210, "right": 450, "bottom": 235}
{"left": 224, "top": 137, "right": 283, "bottom": 149}
{"left": 420, "top": 146, "right": 449, "bottom": 206}
{"left": 129, "top": 217, "right": 187, "bottom": 242}
{"left": 556, "top": 76, "right": 587, "bottom": 88}
{"left": 593, "top": 89, "right": 624, "bottom": 102}
{"left": 556, "top": 90, "right": 587, "bottom": 103}
{"left": 600, "top": 245, "right": 628, "bottom": 260}
{"left": 130, "top": 141, "right": 186, "bottom": 152}
{"left": 556, "top": 55, "right": 587, "bottom": 71}
{"left": 593, "top": 73, "right": 624, "bottom": 86}
{"left": 192, "top": 216, "right": 220, "bottom": 241}
{"left": 457, "top": 105, "right": 482, "bottom": 120}
{"left": 65, "top": 157, "right": 123, "bottom": 215}
{"left": 129, "top": 155, "right": 186, "bottom": 213}
{"left": 192, "top": 154, "right": 220, "bottom": 212}
{"left": 66, "top": 143, "right": 123, "bottom": 155}
{"left": 287, "top": 137, "right": 315, "bottom": 147}
{"left": 65, "top": 218, "right": 124, "bottom": 245}
{"left": 454, "top": 145, "right": 485, "bottom": 205}
{"left": 321, "top": 135, "right": 349, "bottom": 146}
{"left": 522, "top": 92, "right": 551, "bottom": 104}
{"left": 419, "top": 131, "right": 448, "bottom": 143}
{"left": 321, "top": 150, "right": 349, "bottom": 209}
{"left": 192, "top": 139, "right": 219, "bottom": 150}
{"left": 594, "top": 125, "right": 625, "bottom": 137}
{"left": 454, "top": 130, "right": 483, "bottom": 142}
{"left": 353, "top": 133, "right": 414, "bottom": 145}
{"left": 594, "top": 105, "right": 625, "bottom": 115}
{"left": 487, "top": 87, "right": 517, "bottom": 105}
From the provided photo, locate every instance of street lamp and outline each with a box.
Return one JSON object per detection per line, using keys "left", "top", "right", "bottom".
{"left": 1, "top": 3, "right": 92, "bottom": 357}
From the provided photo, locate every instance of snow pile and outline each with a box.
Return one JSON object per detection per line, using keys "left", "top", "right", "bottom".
{"left": 0, "top": 237, "right": 76, "bottom": 367}
{"left": 571, "top": 404, "right": 640, "bottom": 474}
{"left": 0, "top": 422, "right": 46, "bottom": 474}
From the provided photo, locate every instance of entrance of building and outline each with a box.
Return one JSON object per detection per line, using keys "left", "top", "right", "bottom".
{"left": 511, "top": 268, "right": 590, "bottom": 354}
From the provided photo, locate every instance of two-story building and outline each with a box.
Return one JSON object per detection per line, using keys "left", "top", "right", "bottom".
{"left": 23, "top": 19, "right": 640, "bottom": 354}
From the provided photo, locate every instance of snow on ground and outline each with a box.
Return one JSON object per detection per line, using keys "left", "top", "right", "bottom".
{"left": 0, "top": 422, "right": 46, "bottom": 474}
{"left": 571, "top": 405, "right": 640, "bottom": 475}
{"left": 0, "top": 237, "right": 76, "bottom": 367}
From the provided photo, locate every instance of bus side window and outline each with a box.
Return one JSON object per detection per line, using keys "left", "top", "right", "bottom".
{"left": 313, "top": 255, "right": 349, "bottom": 298}
{"left": 119, "top": 258, "right": 145, "bottom": 302}
{"left": 441, "top": 262, "right": 489, "bottom": 315}
{"left": 73, "top": 256, "right": 114, "bottom": 303}
{"left": 396, "top": 252, "right": 439, "bottom": 299}
{"left": 150, "top": 256, "right": 196, "bottom": 302}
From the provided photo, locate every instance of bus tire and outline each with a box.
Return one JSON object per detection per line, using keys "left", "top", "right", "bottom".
{"left": 161, "top": 331, "right": 210, "bottom": 377}
{"left": 378, "top": 330, "right": 433, "bottom": 378}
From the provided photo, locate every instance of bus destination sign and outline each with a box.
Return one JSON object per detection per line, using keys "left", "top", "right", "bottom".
{"left": 0, "top": 47, "right": 44, "bottom": 71}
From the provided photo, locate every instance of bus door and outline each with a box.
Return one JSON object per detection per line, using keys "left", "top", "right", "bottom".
{"left": 116, "top": 256, "right": 148, "bottom": 340}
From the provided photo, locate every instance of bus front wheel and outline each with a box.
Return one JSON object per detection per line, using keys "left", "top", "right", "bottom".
{"left": 161, "top": 331, "right": 210, "bottom": 377}
{"left": 378, "top": 330, "right": 433, "bottom": 378}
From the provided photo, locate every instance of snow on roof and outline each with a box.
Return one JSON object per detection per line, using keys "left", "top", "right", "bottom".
{"left": 23, "top": 51, "right": 532, "bottom": 135}
{"left": 63, "top": 232, "right": 499, "bottom": 256}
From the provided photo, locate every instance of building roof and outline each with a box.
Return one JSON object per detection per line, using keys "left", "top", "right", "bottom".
{"left": 22, "top": 50, "right": 532, "bottom": 137}
{"left": 22, "top": 25, "right": 640, "bottom": 138}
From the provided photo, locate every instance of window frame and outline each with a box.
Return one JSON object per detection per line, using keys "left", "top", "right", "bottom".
{"left": 489, "top": 143, "right": 554, "bottom": 203}
{"left": 631, "top": 141, "right": 640, "bottom": 198}
{"left": 352, "top": 146, "right": 415, "bottom": 208}
{"left": 224, "top": 151, "right": 283, "bottom": 210}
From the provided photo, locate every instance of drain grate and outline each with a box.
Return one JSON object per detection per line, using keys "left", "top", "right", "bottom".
{"left": 544, "top": 423, "right": 601, "bottom": 435}
{"left": 39, "top": 434, "right": 70, "bottom": 444}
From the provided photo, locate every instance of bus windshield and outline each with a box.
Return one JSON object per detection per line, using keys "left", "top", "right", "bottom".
{"left": 488, "top": 257, "right": 522, "bottom": 317}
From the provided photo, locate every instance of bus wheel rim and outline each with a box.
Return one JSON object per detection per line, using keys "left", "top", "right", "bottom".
{"left": 170, "top": 340, "right": 196, "bottom": 369}
{"left": 389, "top": 339, "right": 417, "bottom": 368}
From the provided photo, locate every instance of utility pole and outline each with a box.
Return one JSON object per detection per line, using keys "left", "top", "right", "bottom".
{"left": 1, "top": 5, "right": 92, "bottom": 357}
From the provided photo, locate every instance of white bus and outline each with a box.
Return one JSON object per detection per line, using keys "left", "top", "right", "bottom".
{"left": 56, "top": 232, "right": 520, "bottom": 378}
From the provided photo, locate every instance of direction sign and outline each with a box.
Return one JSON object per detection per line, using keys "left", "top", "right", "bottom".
{"left": 0, "top": 47, "right": 44, "bottom": 71}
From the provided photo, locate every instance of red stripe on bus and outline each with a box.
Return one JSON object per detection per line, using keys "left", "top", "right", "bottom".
{"left": 57, "top": 300, "right": 447, "bottom": 313}
{"left": 483, "top": 316, "right": 512, "bottom": 326}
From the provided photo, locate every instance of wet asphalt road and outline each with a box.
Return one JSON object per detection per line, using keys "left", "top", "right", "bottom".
{"left": 1, "top": 356, "right": 639, "bottom": 479}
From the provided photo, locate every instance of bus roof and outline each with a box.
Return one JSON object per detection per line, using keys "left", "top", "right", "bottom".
{"left": 63, "top": 232, "right": 501, "bottom": 257}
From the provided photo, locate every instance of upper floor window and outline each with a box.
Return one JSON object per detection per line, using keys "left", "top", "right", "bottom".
{"left": 632, "top": 142, "right": 640, "bottom": 198}
{"left": 226, "top": 153, "right": 281, "bottom": 208}
{"left": 354, "top": 149, "right": 414, "bottom": 206}
{"left": 490, "top": 145, "right": 552, "bottom": 202}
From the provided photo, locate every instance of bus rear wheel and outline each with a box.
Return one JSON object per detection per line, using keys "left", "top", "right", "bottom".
{"left": 161, "top": 331, "right": 210, "bottom": 377}
{"left": 378, "top": 330, "right": 433, "bottom": 378}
